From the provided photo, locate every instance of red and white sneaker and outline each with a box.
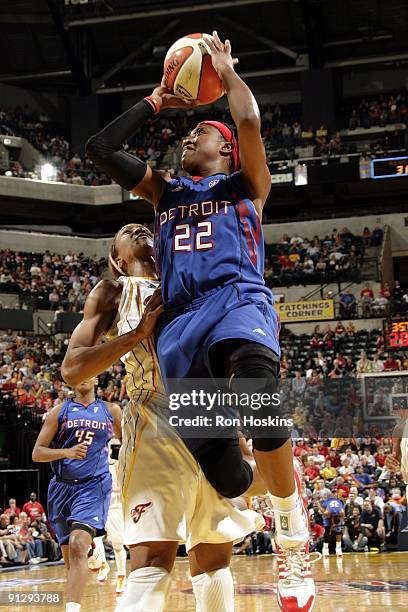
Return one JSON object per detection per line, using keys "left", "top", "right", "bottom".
{"left": 274, "top": 458, "right": 316, "bottom": 611}
{"left": 276, "top": 542, "right": 315, "bottom": 611}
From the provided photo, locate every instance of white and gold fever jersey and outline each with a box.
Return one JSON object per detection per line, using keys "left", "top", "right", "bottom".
{"left": 108, "top": 276, "right": 166, "bottom": 400}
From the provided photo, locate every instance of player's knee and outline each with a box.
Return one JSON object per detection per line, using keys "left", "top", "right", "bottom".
{"left": 205, "top": 464, "right": 253, "bottom": 498}
{"left": 69, "top": 530, "right": 91, "bottom": 560}
{"left": 112, "top": 541, "right": 123, "bottom": 552}
{"left": 129, "top": 541, "right": 178, "bottom": 573}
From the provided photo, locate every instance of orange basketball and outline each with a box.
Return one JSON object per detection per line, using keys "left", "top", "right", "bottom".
{"left": 164, "top": 33, "right": 224, "bottom": 105}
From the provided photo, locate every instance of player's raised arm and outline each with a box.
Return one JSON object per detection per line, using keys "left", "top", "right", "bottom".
{"left": 61, "top": 281, "right": 163, "bottom": 387}
{"left": 32, "top": 405, "right": 88, "bottom": 462}
{"left": 204, "top": 31, "right": 271, "bottom": 212}
{"left": 86, "top": 83, "right": 193, "bottom": 207}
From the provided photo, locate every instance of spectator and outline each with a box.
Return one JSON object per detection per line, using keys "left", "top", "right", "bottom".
{"left": 5, "top": 498, "right": 21, "bottom": 516}
{"left": 320, "top": 459, "right": 337, "bottom": 482}
{"left": 339, "top": 289, "right": 357, "bottom": 318}
{"left": 356, "top": 351, "right": 373, "bottom": 374}
{"left": 360, "top": 284, "right": 374, "bottom": 316}
{"left": 309, "top": 513, "right": 325, "bottom": 552}
{"left": 358, "top": 500, "right": 384, "bottom": 550}
{"left": 22, "top": 493, "right": 46, "bottom": 521}
{"left": 372, "top": 353, "right": 384, "bottom": 373}
{"left": 371, "top": 226, "right": 384, "bottom": 246}
{"left": 371, "top": 294, "right": 389, "bottom": 316}
{"left": 383, "top": 354, "right": 400, "bottom": 372}
{"left": 343, "top": 506, "right": 364, "bottom": 551}
{"left": 304, "top": 459, "right": 321, "bottom": 485}
{"left": 353, "top": 466, "right": 374, "bottom": 490}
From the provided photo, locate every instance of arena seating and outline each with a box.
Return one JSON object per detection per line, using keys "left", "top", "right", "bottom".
{"left": 1, "top": 91, "right": 406, "bottom": 184}
{"left": 0, "top": 227, "right": 388, "bottom": 310}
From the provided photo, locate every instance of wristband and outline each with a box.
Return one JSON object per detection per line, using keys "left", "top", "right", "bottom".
{"left": 144, "top": 95, "right": 161, "bottom": 114}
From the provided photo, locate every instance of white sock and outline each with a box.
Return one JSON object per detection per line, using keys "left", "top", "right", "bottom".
{"left": 115, "top": 566, "right": 171, "bottom": 612}
{"left": 66, "top": 604, "right": 81, "bottom": 612}
{"left": 323, "top": 543, "right": 329, "bottom": 553}
{"left": 113, "top": 545, "right": 127, "bottom": 576}
{"left": 93, "top": 536, "right": 106, "bottom": 564}
{"left": 191, "top": 573, "right": 205, "bottom": 611}
{"left": 192, "top": 568, "right": 234, "bottom": 612}
{"left": 267, "top": 490, "right": 297, "bottom": 512}
{"left": 267, "top": 491, "right": 306, "bottom": 536}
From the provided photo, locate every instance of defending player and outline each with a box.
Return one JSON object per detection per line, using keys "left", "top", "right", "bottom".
{"left": 61, "top": 224, "right": 265, "bottom": 612}
{"left": 93, "top": 439, "right": 127, "bottom": 595}
{"left": 86, "top": 31, "right": 313, "bottom": 611}
{"left": 32, "top": 378, "right": 122, "bottom": 612}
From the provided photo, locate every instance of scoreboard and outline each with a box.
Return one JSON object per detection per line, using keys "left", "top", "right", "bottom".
{"left": 384, "top": 319, "right": 408, "bottom": 349}
{"left": 371, "top": 156, "right": 408, "bottom": 179}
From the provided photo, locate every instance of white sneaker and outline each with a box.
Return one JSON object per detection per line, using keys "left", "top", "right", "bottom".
{"left": 322, "top": 544, "right": 330, "bottom": 557}
{"left": 29, "top": 558, "right": 40, "bottom": 564}
{"left": 336, "top": 546, "right": 343, "bottom": 557}
{"left": 97, "top": 562, "right": 110, "bottom": 582}
{"left": 274, "top": 459, "right": 316, "bottom": 611}
{"left": 116, "top": 575, "right": 126, "bottom": 595}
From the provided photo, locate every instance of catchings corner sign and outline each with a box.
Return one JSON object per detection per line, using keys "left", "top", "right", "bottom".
{"left": 274, "top": 299, "right": 334, "bottom": 322}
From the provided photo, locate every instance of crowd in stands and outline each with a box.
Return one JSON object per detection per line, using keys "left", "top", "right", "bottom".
{"left": 0, "top": 227, "right": 388, "bottom": 311}
{"left": 0, "top": 248, "right": 103, "bottom": 311}
{"left": 241, "top": 437, "right": 406, "bottom": 556}
{"left": 0, "top": 493, "right": 60, "bottom": 566}
{"left": 347, "top": 91, "right": 407, "bottom": 131}
{"left": 0, "top": 105, "right": 111, "bottom": 186}
{"left": 264, "top": 226, "right": 369, "bottom": 287}
{"left": 0, "top": 333, "right": 125, "bottom": 423}
{"left": 1, "top": 91, "right": 407, "bottom": 184}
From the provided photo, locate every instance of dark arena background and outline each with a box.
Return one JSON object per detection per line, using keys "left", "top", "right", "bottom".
{"left": 0, "top": 1, "right": 408, "bottom": 610}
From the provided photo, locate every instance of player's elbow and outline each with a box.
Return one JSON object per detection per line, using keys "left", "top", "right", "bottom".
{"left": 235, "top": 114, "right": 260, "bottom": 130}
{"left": 85, "top": 133, "right": 110, "bottom": 163}
{"left": 32, "top": 446, "right": 40, "bottom": 462}
{"left": 61, "top": 360, "right": 78, "bottom": 387}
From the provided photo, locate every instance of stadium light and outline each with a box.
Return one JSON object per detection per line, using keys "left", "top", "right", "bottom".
{"left": 40, "top": 163, "right": 57, "bottom": 182}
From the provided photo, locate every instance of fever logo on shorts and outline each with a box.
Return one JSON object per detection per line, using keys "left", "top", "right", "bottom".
{"left": 131, "top": 502, "right": 152, "bottom": 524}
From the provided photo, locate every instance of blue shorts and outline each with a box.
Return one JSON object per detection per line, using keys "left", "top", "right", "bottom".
{"left": 157, "top": 283, "right": 280, "bottom": 383}
{"left": 47, "top": 472, "right": 112, "bottom": 545}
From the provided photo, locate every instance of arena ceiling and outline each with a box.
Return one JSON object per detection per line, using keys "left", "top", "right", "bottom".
{"left": 1, "top": 0, "right": 408, "bottom": 95}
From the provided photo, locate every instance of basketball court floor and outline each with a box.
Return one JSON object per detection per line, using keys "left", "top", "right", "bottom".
{"left": 0, "top": 552, "right": 407, "bottom": 611}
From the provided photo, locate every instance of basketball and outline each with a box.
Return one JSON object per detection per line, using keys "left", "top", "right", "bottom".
{"left": 164, "top": 33, "right": 224, "bottom": 104}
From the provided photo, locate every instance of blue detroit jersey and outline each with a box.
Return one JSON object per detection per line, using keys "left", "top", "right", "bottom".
{"left": 52, "top": 398, "right": 113, "bottom": 481}
{"left": 154, "top": 172, "right": 273, "bottom": 306}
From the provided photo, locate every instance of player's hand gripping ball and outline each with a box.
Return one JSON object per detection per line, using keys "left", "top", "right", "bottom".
{"left": 164, "top": 33, "right": 225, "bottom": 104}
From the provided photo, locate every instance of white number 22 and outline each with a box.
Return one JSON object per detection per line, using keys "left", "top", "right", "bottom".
{"left": 174, "top": 221, "right": 213, "bottom": 252}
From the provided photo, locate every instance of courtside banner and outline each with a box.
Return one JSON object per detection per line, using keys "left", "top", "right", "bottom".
{"left": 274, "top": 299, "right": 334, "bottom": 322}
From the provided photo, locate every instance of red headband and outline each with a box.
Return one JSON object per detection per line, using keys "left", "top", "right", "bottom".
{"left": 198, "top": 120, "right": 240, "bottom": 172}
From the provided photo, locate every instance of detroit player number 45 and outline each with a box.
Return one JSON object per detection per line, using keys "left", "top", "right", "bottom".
{"left": 32, "top": 379, "right": 122, "bottom": 612}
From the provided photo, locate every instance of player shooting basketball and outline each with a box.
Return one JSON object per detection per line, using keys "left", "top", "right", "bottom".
{"left": 61, "top": 223, "right": 266, "bottom": 612}
{"left": 86, "top": 31, "right": 314, "bottom": 611}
